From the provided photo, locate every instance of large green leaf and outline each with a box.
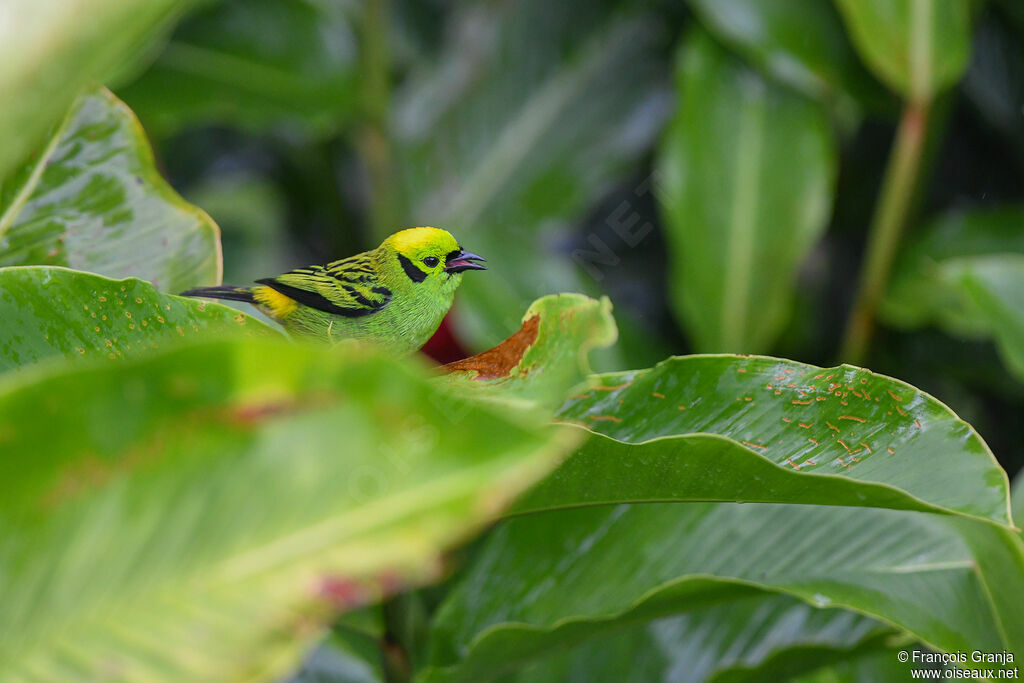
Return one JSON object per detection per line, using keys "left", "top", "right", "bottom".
{"left": 883, "top": 208, "right": 1024, "bottom": 380}
{"left": 496, "top": 593, "right": 894, "bottom": 683}
{"left": 0, "top": 266, "right": 276, "bottom": 373}
{"left": 0, "top": 338, "right": 577, "bottom": 680}
{"left": 833, "top": 0, "right": 971, "bottom": 102}
{"left": 687, "top": 0, "right": 887, "bottom": 113}
{"left": 119, "top": 0, "right": 357, "bottom": 138}
{"left": 443, "top": 294, "right": 617, "bottom": 409}
{"left": 394, "top": 0, "right": 669, "bottom": 358}
{"left": 0, "top": 0, "right": 195, "bottom": 183}
{"left": 541, "top": 355, "right": 1011, "bottom": 525}
{"left": 0, "top": 87, "right": 221, "bottom": 291}
{"left": 424, "top": 503, "right": 1011, "bottom": 681}
{"left": 793, "top": 650, "right": 942, "bottom": 683}
{"left": 657, "top": 30, "right": 836, "bottom": 353}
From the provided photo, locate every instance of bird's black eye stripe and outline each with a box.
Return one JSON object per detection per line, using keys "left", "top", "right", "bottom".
{"left": 423, "top": 256, "right": 440, "bottom": 268}
{"left": 397, "top": 253, "right": 427, "bottom": 283}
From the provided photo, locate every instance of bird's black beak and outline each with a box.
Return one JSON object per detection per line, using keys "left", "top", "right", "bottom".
{"left": 444, "top": 249, "right": 487, "bottom": 273}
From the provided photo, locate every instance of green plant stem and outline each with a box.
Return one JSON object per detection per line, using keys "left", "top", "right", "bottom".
{"left": 358, "top": 0, "right": 401, "bottom": 239}
{"left": 839, "top": 102, "right": 930, "bottom": 364}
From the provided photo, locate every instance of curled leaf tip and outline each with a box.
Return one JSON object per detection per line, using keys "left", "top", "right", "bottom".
{"left": 444, "top": 315, "right": 540, "bottom": 380}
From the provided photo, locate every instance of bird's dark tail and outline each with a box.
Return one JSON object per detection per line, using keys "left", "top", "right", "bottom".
{"left": 180, "top": 285, "right": 256, "bottom": 304}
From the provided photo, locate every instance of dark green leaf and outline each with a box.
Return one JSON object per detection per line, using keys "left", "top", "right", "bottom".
{"left": 0, "top": 266, "right": 276, "bottom": 373}
{"left": 833, "top": 0, "right": 971, "bottom": 102}
{"left": 657, "top": 30, "right": 836, "bottom": 353}
{"left": 544, "top": 355, "right": 1011, "bottom": 526}
{"left": 0, "top": 88, "right": 221, "bottom": 292}
{"left": 883, "top": 207, "right": 1024, "bottom": 380}
{"left": 687, "top": 0, "right": 887, "bottom": 113}
{"left": 424, "top": 503, "right": 1008, "bottom": 680}
{"left": 496, "top": 593, "right": 893, "bottom": 683}
{"left": 119, "top": 0, "right": 358, "bottom": 138}
{"left": 0, "top": 338, "right": 577, "bottom": 679}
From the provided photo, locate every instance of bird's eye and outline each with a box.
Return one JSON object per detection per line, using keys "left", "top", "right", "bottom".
{"left": 423, "top": 256, "right": 440, "bottom": 268}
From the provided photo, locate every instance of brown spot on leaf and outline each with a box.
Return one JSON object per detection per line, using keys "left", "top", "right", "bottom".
{"left": 443, "top": 315, "right": 540, "bottom": 380}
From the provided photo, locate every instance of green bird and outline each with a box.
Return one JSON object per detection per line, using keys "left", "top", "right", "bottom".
{"left": 181, "top": 227, "right": 486, "bottom": 354}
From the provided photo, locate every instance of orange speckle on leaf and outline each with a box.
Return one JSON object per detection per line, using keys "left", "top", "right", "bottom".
{"left": 595, "top": 381, "right": 633, "bottom": 392}
{"left": 888, "top": 447, "right": 895, "bottom": 454}
{"left": 914, "top": 418, "right": 922, "bottom": 428}
{"left": 860, "top": 442, "right": 873, "bottom": 453}
{"left": 837, "top": 439, "right": 852, "bottom": 453}
{"left": 808, "top": 437, "right": 819, "bottom": 445}
{"left": 589, "top": 415, "right": 622, "bottom": 423}
{"left": 652, "top": 392, "right": 665, "bottom": 399}
{"left": 792, "top": 399, "right": 812, "bottom": 405}
{"left": 816, "top": 396, "right": 827, "bottom": 402}
{"left": 782, "top": 417, "right": 793, "bottom": 423}
{"left": 887, "top": 390, "right": 902, "bottom": 402}
{"left": 798, "top": 422, "right": 812, "bottom": 429}
{"left": 839, "top": 415, "right": 865, "bottom": 422}
{"left": 677, "top": 405, "right": 687, "bottom": 411}
{"left": 826, "top": 421, "right": 840, "bottom": 432}
{"left": 124, "top": 311, "right": 131, "bottom": 318}
{"left": 896, "top": 405, "right": 907, "bottom": 417}
{"left": 744, "top": 396, "right": 753, "bottom": 402}
{"left": 742, "top": 441, "right": 767, "bottom": 450}
{"left": 737, "top": 368, "right": 746, "bottom": 373}
{"left": 786, "top": 457, "right": 800, "bottom": 469}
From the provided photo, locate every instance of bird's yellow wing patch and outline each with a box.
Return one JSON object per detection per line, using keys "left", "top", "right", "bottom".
{"left": 253, "top": 285, "right": 299, "bottom": 317}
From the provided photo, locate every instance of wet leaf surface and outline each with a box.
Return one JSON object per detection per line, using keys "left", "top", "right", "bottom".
{"left": 0, "top": 266, "right": 276, "bottom": 373}
{"left": 0, "top": 88, "right": 221, "bottom": 292}
{"left": 551, "top": 355, "right": 1011, "bottom": 526}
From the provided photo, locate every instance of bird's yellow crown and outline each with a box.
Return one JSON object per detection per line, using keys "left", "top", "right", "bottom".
{"left": 384, "top": 227, "right": 460, "bottom": 259}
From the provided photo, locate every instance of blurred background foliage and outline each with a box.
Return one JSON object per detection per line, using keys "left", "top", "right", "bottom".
{"left": 106, "top": 0, "right": 1024, "bottom": 477}
{"left": 2, "top": 0, "right": 1024, "bottom": 680}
